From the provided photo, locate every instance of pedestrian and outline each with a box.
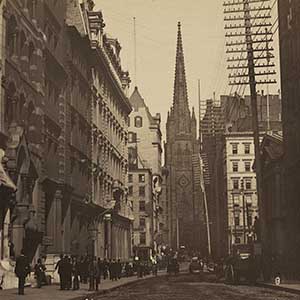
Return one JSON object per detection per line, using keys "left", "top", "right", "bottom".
{"left": 65, "top": 256, "right": 72, "bottom": 290}
{"left": 103, "top": 258, "right": 108, "bottom": 280}
{"left": 72, "top": 257, "right": 80, "bottom": 290}
{"left": 112, "top": 259, "right": 118, "bottom": 281}
{"left": 96, "top": 258, "right": 102, "bottom": 289}
{"left": 83, "top": 256, "right": 89, "bottom": 283}
{"left": 117, "top": 259, "right": 122, "bottom": 279}
{"left": 14, "top": 249, "right": 31, "bottom": 295}
{"left": 108, "top": 259, "right": 113, "bottom": 280}
{"left": 88, "top": 256, "right": 98, "bottom": 291}
{"left": 34, "top": 258, "right": 46, "bottom": 288}
{"left": 125, "top": 262, "right": 131, "bottom": 277}
{"left": 55, "top": 254, "right": 65, "bottom": 290}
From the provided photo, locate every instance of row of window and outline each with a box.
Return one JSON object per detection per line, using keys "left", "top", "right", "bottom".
{"left": 232, "top": 161, "right": 252, "bottom": 172}
{"left": 231, "top": 178, "right": 252, "bottom": 190}
{"left": 233, "top": 212, "right": 253, "bottom": 227}
{"left": 128, "top": 174, "right": 145, "bottom": 183}
{"left": 231, "top": 143, "right": 251, "bottom": 155}
{"left": 128, "top": 186, "right": 146, "bottom": 197}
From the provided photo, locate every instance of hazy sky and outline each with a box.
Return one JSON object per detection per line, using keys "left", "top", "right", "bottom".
{"left": 94, "top": 0, "right": 280, "bottom": 138}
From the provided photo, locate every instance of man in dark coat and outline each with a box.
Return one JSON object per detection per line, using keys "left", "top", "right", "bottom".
{"left": 15, "top": 249, "right": 31, "bottom": 295}
{"left": 117, "top": 259, "right": 122, "bottom": 279}
{"left": 55, "top": 254, "right": 65, "bottom": 290}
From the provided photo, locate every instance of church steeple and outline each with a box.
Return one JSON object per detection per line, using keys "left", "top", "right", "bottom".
{"left": 172, "top": 22, "right": 191, "bottom": 134}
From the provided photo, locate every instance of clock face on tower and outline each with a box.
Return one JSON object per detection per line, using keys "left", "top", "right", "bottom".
{"left": 178, "top": 174, "right": 190, "bottom": 188}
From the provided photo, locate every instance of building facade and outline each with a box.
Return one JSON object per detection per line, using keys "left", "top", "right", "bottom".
{"left": 127, "top": 87, "right": 163, "bottom": 258}
{"left": 165, "top": 22, "right": 203, "bottom": 253}
{"left": 0, "top": 0, "right": 48, "bottom": 288}
{"left": 224, "top": 133, "right": 259, "bottom": 252}
{"left": 200, "top": 92, "right": 282, "bottom": 257}
{"left": 278, "top": 0, "right": 300, "bottom": 276}
{"left": 260, "top": 133, "right": 285, "bottom": 279}
{"left": 0, "top": 0, "right": 133, "bottom": 288}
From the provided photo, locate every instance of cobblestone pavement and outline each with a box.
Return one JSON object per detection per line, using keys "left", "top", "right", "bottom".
{"left": 93, "top": 274, "right": 300, "bottom": 300}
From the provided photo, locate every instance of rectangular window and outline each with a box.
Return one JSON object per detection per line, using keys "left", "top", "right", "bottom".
{"left": 139, "top": 186, "right": 145, "bottom": 196}
{"left": 232, "top": 179, "right": 239, "bottom": 190}
{"left": 139, "top": 201, "right": 146, "bottom": 211}
{"left": 232, "top": 162, "right": 239, "bottom": 172}
{"left": 234, "top": 216, "right": 240, "bottom": 226}
{"left": 232, "top": 144, "right": 238, "bottom": 155}
{"left": 245, "top": 179, "right": 252, "bottom": 190}
{"left": 235, "top": 237, "right": 241, "bottom": 244}
{"left": 244, "top": 161, "right": 251, "bottom": 172}
{"left": 140, "top": 232, "right": 146, "bottom": 244}
{"left": 128, "top": 132, "right": 137, "bottom": 143}
{"left": 128, "top": 174, "right": 133, "bottom": 183}
{"left": 244, "top": 143, "right": 250, "bottom": 154}
{"left": 139, "top": 218, "right": 146, "bottom": 228}
{"left": 247, "top": 214, "right": 253, "bottom": 227}
{"left": 232, "top": 194, "right": 239, "bottom": 205}
{"left": 139, "top": 174, "right": 145, "bottom": 183}
{"left": 128, "top": 186, "right": 133, "bottom": 196}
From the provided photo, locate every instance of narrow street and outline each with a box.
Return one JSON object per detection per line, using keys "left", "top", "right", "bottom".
{"left": 93, "top": 274, "right": 299, "bottom": 300}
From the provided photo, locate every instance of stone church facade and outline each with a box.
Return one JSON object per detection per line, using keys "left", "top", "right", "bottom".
{"left": 165, "top": 23, "right": 203, "bottom": 252}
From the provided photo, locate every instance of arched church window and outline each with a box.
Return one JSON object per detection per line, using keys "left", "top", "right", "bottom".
{"left": 134, "top": 116, "right": 143, "bottom": 128}
{"left": 4, "top": 83, "right": 16, "bottom": 126}
{"left": 6, "top": 15, "right": 18, "bottom": 56}
{"left": 19, "top": 94, "right": 26, "bottom": 124}
{"left": 20, "top": 31, "right": 26, "bottom": 52}
{"left": 27, "top": 101, "right": 35, "bottom": 125}
{"left": 28, "top": 0, "right": 35, "bottom": 18}
{"left": 28, "top": 42, "right": 35, "bottom": 65}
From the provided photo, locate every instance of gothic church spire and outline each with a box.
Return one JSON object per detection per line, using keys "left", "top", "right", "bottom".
{"left": 172, "top": 22, "right": 191, "bottom": 134}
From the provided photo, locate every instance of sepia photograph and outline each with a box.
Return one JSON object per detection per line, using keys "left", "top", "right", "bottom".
{"left": 0, "top": 0, "right": 299, "bottom": 299}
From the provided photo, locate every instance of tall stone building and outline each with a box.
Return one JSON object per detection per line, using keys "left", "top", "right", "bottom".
{"left": 127, "top": 87, "right": 163, "bottom": 259}
{"left": 278, "top": 0, "right": 300, "bottom": 276}
{"left": 165, "top": 22, "right": 203, "bottom": 252}
{"left": 0, "top": 0, "right": 132, "bottom": 288}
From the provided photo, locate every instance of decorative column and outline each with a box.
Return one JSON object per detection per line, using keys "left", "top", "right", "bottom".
{"left": 12, "top": 174, "right": 30, "bottom": 256}
{"left": 47, "top": 189, "right": 62, "bottom": 254}
{"left": 104, "top": 213, "right": 112, "bottom": 259}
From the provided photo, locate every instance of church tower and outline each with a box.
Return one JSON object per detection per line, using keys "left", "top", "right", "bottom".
{"left": 165, "top": 22, "right": 200, "bottom": 251}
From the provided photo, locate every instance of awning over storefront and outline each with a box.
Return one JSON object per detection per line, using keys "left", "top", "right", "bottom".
{"left": 0, "top": 162, "right": 17, "bottom": 192}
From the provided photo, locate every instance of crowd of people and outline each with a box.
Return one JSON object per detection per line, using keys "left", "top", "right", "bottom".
{"left": 55, "top": 255, "right": 126, "bottom": 291}
{"left": 14, "top": 249, "right": 161, "bottom": 295}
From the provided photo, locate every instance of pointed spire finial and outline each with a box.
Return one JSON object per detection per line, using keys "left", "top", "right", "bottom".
{"left": 172, "top": 21, "right": 190, "bottom": 133}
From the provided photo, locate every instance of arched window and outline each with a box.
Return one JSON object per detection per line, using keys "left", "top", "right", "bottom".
{"left": 6, "top": 16, "right": 18, "bottom": 56}
{"left": 20, "top": 31, "right": 26, "bottom": 52}
{"left": 134, "top": 116, "right": 143, "bottom": 128}
{"left": 19, "top": 94, "right": 26, "bottom": 124}
{"left": 28, "top": 0, "right": 34, "bottom": 18}
{"left": 27, "top": 101, "right": 35, "bottom": 125}
{"left": 4, "top": 83, "right": 16, "bottom": 127}
{"left": 28, "top": 42, "right": 35, "bottom": 65}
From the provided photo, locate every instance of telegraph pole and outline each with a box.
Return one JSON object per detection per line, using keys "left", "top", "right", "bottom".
{"left": 224, "top": 0, "right": 276, "bottom": 249}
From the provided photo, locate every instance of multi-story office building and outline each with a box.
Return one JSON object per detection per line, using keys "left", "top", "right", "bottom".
{"left": 224, "top": 133, "right": 259, "bottom": 251}
{"left": 127, "top": 87, "right": 163, "bottom": 258}
{"left": 0, "top": 0, "right": 132, "bottom": 288}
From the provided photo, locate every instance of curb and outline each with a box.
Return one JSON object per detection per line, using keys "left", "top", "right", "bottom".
{"left": 256, "top": 282, "right": 300, "bottom": 295}
{"left": 71, "top": 274, "right": 168, "bottom": 300}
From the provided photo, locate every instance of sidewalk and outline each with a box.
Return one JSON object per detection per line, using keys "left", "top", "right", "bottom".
{"left": 258, "top": 281, "right": 300, "bottom": 295}
{"left": 0, "top": 272, "right": 165, "bottom": 300}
